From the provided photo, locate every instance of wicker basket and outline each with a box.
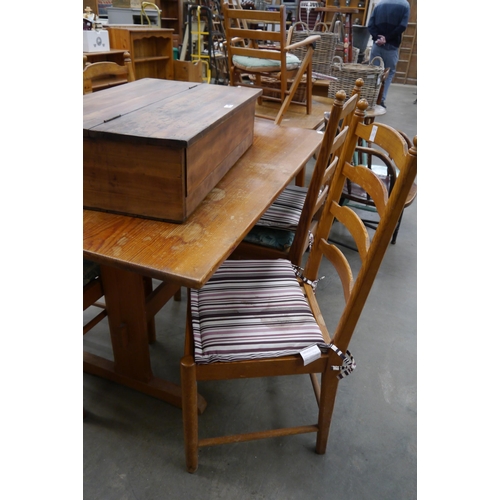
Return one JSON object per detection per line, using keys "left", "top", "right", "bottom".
{"left": 328, "top": 56, "right": 385, "bottom": 108}
{"left": 289, "top": 22, "right": 338, "bottom": 77}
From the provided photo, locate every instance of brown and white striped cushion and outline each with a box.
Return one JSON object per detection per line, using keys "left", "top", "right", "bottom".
{"left": 190, "top": 259, "right": 325, "bottom": 364}
{"left": 255, "top": 185, "right": 307, "bottom": 230}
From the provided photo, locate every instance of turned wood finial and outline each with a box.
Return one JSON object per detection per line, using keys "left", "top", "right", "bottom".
{"left": 334, "top": 89, "right": 346, "bottom": 104}
{"left": 356, "top": 98, "right": 369, "bottom": 112}
{"left": 410, "top": 136, "right": 417, "bottom": 155}
{"left": 351, "top": 78, "right": 364, "bottom": 98}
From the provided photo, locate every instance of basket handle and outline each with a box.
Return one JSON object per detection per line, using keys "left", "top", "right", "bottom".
{"left": 312, "top": 22, "right": 329, "bottom": 33}
{"left": 332, "top": 55, "right": 344, "bottom": 67}
{"left": 290, "top": 21, "right": 309, "bottom": 35}
{"left": 369, "top": 56, "right": 385, "bottom": 68}
{"left": 333, "top": 19, "right": 344, "bottom": 40}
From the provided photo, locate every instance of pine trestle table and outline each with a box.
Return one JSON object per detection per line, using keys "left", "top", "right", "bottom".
{"left": 83, "top": 79, "right": 324, "bottom": 413}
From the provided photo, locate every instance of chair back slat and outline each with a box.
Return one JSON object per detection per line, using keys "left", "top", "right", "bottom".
{"left": 317, "top": 238, "right": 354, "bottom": 302}
{"left": 355, "top": 122, "right": 409, "bottom": 167}
{"left": 343, "top": 162, "right": 389, "bottom": 217}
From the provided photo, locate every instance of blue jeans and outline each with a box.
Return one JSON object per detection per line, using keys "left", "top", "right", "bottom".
{"left": 369, "top": 44, "right": 399, "bottom": 103}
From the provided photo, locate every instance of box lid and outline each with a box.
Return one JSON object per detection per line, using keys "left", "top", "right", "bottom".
{"left": 83, "top": 79, "right": 262, "bottom": 148}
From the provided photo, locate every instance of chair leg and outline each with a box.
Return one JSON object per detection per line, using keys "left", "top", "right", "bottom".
{"left": 391, "top": 210, "right": 404, "bottom": 244}
{"left": 174, "top": 287, "right": 182, "bottom": 301}
{"left": 315, "top": 367, "right": 340, "bottom": 454}
{"left": 181, "top": 355, "right": 199, "bottom": 473}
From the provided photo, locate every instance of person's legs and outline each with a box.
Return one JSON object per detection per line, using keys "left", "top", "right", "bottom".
{"left": 370, "top": 44, "right": 399, "bottom": 106}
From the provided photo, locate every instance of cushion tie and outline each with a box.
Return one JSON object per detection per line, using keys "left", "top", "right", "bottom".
{"left": 318, "top": 343, "right": 356, "bottom": 379}
{"left": 292, "top": 264, "right": 324, "bottom": 292}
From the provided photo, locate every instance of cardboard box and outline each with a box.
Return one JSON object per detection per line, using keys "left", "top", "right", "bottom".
{"left": 173, "top": 60, "right": 203, "bottom": 83}
{"left": 83, "top": 30, "right": 110, "bottom": 52}
{"left": 83, "top": 79, "right": 262, "bottom": 222}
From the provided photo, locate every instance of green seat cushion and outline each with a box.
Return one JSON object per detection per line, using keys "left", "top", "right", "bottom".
{"left": 243, "top": 225, "right": 295, "bottom": 251}
{"left": 233, "top": 53, "right": 301, "bottom": 72}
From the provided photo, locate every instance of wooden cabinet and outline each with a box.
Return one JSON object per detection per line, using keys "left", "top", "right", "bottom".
{"left": 107, "top": 26, "right": 174, "bottom": 80}
{"left": 155, "top": 0, "right": 183, "bottom": 46}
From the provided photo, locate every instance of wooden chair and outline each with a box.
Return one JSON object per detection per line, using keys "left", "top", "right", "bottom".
{"left": 230, "top": 88, "right": 359, "bottom": 267}
{"left": 222, "top": 3, "right": 320, "bottom": 125}
{"left": 340, "top": 128, "right": 417, "bottom": 244}
{"left": 230, "top": 79, "right": 363, "bottom": 266}
{"left": 180, "top": 98, "right": 417, "bottom": 472}
{"left": 83, "top": 51, "right": 135, "bottom": 94}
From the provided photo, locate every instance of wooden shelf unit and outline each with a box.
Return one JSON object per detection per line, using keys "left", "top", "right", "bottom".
{"left": 155, "top": 0, "right": 183, "bottom": 46}
{"left": 107, "top": 26, "right": 174, "bottom": 80}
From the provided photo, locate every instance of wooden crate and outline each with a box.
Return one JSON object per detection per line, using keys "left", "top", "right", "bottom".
{"left": 83, "top": 79, "right": 262, "bottom": 222}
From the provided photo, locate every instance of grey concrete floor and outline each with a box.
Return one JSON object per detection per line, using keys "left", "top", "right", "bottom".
{"left": 83, "top": 84, "right": 417, "bottom": 500}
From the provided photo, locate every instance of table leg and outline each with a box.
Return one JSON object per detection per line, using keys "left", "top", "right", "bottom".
{"left": 83, "top": 264, "right": 207, "bottom": 414}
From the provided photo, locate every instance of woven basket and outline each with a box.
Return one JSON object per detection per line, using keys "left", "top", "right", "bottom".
{"left": 328, "top": 56, "right": 385, "bottom": 107}
{"left": 289, "top": 22, "right": 338, "bottom": 77}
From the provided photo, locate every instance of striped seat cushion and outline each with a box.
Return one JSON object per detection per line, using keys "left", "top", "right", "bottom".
{"left": 255, "top": 185, "right": 308, "bottom": 230}
{"left": 190, "top": 259, "right": 325, "bottom": 364}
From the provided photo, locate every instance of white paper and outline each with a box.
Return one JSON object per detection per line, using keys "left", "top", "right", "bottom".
{"left": 300, "top": 344, "right": 322, "bottom": 365}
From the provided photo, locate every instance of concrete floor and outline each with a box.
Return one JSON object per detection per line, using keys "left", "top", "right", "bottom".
{"left": 83, "top": 83, "right": 417, "bottom": 500}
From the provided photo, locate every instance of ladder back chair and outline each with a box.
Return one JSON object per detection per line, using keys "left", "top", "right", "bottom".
{"left": 231, "top": 79, "right": 363, "bottom": 266}
{"left": 340, "top": 127, "right": 417, "bottom": 244}
{"left": 222, "top": 3, "right": 320, "bottom": 125}
{"left": 83, "top": 51, "right": 135, "bottom": 94}
{"left": 180, "top": 98, "right": 417, "bottom": 472}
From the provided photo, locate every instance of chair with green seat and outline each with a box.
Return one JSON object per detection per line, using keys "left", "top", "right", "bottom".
{"left": 223, "top": 3, "right": 320, "bottom": 125}
{"left": 230, "top": 83, "right": 361, "bottom": 266}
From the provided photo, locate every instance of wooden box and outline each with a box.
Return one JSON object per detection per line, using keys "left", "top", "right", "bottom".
{"left": 83, "top": 79, "right": 262, "bottom": 222}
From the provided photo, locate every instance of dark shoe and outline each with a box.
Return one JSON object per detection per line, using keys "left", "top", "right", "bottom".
{"left": 380, "top": 100, "right": 386, "bottom": 108}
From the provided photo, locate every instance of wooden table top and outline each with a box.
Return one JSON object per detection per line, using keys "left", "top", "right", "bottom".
{"left": 256, "top": 95, "right": 334, "bottom": 130}
{"left": 84, "top": 117, "right": 323, "bottom": 288}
